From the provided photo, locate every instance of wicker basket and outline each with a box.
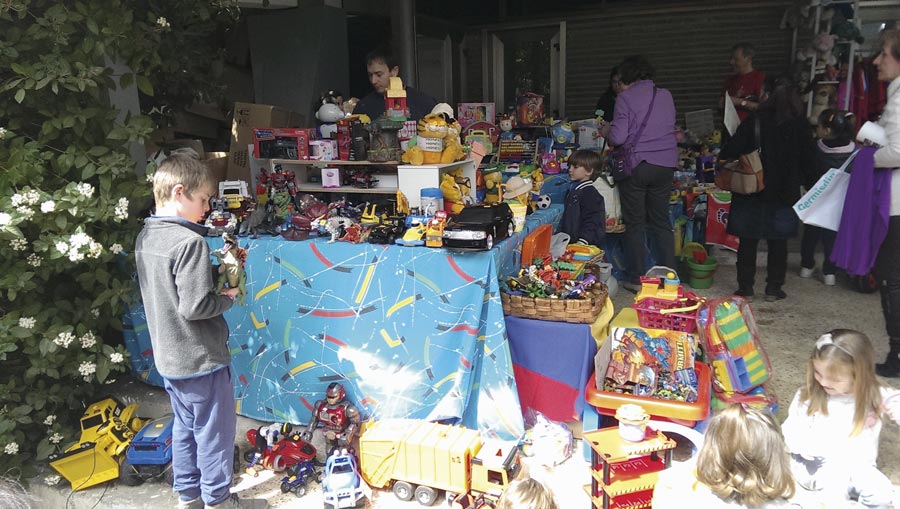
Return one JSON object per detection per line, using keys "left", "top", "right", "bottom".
{"left": 501, "top": 282, "right": 609, "bottom": 323}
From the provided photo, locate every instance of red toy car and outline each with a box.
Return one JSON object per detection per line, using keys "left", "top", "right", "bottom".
{"left": 244, "top": 426, "right": 317, "bottom": 473}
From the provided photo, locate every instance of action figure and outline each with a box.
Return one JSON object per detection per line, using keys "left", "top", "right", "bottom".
{"left": 213, "top": 232, "right": 247, "bottom": 305}
{"left": 246, "top": 422, "right": 292, "bottom": 475}
{"left": 302, "top": 382, "right": 361, "bottom": 455}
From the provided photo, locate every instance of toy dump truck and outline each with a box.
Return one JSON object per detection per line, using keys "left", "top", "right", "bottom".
{"left": 358, "top": 419, "right": 522, "bottom": 507}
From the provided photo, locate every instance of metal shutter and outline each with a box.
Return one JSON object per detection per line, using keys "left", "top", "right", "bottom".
{"left": 566, "top": 1, "right": 795, "bottom": 122}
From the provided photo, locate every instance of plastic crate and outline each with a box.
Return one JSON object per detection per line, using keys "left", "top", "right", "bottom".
{"left": 631, "top": 296, "right": 700, "bottom": 333}
{"left": 585, "top": 361, "right": 711, "bottom": 426}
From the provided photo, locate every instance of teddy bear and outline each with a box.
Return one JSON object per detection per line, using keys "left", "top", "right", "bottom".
{"left": 808, "top": 84, "right": 836, "bottom": 125}
{"left": 797, "top": 32, "right": 837, "bottom": 68}
{"left": 401, "top": 137, "right": 425, "bottom": 165}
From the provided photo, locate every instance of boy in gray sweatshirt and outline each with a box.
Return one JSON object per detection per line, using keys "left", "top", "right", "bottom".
{"left": 135, "top": 155, "right": 266, "bottom": 509}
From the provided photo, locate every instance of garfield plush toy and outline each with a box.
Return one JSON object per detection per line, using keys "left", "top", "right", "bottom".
{"left": 417, "top": 114, "right": 448, "bottom": 164}
{"left": 401, "top": 137, "right": 425, "bottom": 165}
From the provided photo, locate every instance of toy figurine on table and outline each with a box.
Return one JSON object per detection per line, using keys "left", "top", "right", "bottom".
{"left": 213, "top": 232, "right": 247, "bottom": 305}
{"left": 302, "top": 382, "right": 361, "bottom": 455}
{"left": 256, "top": 164, "right": 300, "bottom": 233}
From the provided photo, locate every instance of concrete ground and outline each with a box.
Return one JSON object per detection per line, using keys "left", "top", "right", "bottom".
{"left": 24, "top": 248, "right": 900, "bottom": 509}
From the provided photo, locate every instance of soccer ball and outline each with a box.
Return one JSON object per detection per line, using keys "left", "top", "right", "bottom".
{"left": 535, "top": 194, "right": 552, "bottom": 209}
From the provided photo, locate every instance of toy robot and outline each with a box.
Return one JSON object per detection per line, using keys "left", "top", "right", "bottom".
{"left": 301, "top": 382, "right": 361, "bottom": 455}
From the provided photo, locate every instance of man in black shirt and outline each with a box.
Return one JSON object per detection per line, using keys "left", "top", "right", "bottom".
{"left": 353, "top": 46, "right": 437, "bottom": 121}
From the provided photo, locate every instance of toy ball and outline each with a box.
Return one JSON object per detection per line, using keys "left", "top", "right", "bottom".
{"left": 535, "top": 194, "right": 552, "bottom": 209}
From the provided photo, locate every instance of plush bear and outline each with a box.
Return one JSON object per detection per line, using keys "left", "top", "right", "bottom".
{"left": 401, "top": 137, "right": 425, "bottom": 165}
{"left": 797, "top": 32, "right": 837, "bottom": 67}
{"left": 808, "top": 84, "right": 836, "bottom": 125}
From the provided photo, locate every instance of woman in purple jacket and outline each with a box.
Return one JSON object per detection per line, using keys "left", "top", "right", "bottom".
{"left": 605, "top": 55, "right": 679, "bottom": 291}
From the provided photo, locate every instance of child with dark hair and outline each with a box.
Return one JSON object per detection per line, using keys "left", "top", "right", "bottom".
{"left": 559, "top": 149, "right": 606, "bottom": 248}
{"left": 800, "top": 109, "right": 857, "bottom": 286}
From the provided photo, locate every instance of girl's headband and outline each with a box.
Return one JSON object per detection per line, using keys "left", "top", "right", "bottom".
{"left": 815, "top": 333, "right": 853, "bottom": 357}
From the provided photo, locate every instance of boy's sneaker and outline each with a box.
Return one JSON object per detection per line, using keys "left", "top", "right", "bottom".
{"left": 822, "top": 274, "right": 836, "bottom": 286}
{"left": 205, "top": 494, "right": 268, "bottom": 509}
{"left": 799, "top": 267, "right": 815, "bottom": 278}
{"left": 177, "top": 498, "right": 204, "bottom": 509}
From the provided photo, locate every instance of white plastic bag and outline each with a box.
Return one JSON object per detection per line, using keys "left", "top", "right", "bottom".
{"left": 592, "top": 174, "right": 625, "bottom": 233}
{"left": 793, "top": 150, "right": 857, "bottom": 231}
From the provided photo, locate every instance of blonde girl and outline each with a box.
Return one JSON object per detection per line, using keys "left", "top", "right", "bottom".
{"left": 653, "top": 404, "right": 798, "bottom": 508}
{"left": 781, "top": 329, "right": 900, "bottom": 508}
{"left": 495, "top": 478, "right": 558, "bottom": 509}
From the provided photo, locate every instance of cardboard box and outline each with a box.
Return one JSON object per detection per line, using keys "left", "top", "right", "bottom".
{"left": 253, "top": 127, "right": 317, "bottom": 161}
{"left": 457, "top": 103, "right": 496, "bottom": 130}
{"left": 204, "top": 154, "right": 228, "bottom": 183}
{"left": 228, "top": 102, "right": 304, "bottom": 181}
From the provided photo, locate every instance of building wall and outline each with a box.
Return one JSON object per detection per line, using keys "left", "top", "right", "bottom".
{"left": 461, "top": 1, "right": 796, "bottom": 123}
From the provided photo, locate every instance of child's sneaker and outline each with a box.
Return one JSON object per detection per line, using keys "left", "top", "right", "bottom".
{"left": 823, "top": 274, "right": 836, "bottom": 286}
{"left": 799, "top": 267, "right": 815, "bottom": 278}
{"left": 205, "top": 494, "right": 268, "bottom": 509}
{"left": 177, "top": 498, "right": 204, "bottom": 509}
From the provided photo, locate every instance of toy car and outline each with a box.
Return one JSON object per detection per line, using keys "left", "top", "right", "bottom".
{"left": 322, "top": 449, "right": 370, "bottom": 509}
{"left": 120, "top": 414, "right": 243, "bottom": 486}
{"left": 395, "top": 222, "right": 426, "bottom": 246}
{"left": 119, "top": 414, "right": 174, "bottom": 486}
{"left": 368, "top": 215, "right": 406, "bottom": 245}
{"left": 244, "top": 427, "right": 317, "bottom": 473}
{"left": 442, "top": 203, "right": 515, "bottom": 251}
{"left": 219, "top": 180, "right": 251, "bottom": 210}
{"left": 280, "top": 460, "right": 321, "bottom": 497}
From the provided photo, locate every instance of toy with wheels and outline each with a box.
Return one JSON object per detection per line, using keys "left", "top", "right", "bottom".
{"left": 244, "top": 425, "right": 317, "bottom": 475}
{"left": 48, "top": 397, "right": 147, "bottom": 491}
{"left": 119, "top": 414, "right": 175, "bottom": 486}
{"left": 280, "top": 460, "right": 321, "bottom": 497}
{"left": 322, "top": 449, "right": 370, "bottom": 509}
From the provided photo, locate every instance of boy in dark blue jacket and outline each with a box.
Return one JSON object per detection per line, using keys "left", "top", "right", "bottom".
{"left": 560, "top": 149, "right": 606, "bottom": 247}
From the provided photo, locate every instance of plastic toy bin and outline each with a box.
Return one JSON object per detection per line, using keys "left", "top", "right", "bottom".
{"left": 584, "top": 361, "right": 711, "bottom": 426}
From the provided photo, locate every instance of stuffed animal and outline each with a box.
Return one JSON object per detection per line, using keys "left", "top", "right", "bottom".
{"left": 416, "top": 114, "right": 448, "bottom": 164}
{"left": 808, "top": 85, "right": 836, "bottom": 125}
{"left": 483, "top": 167, "right": 503, "bottom": 204}
{"left": 798, "top": 32, "right": 837, "bottom": 67}
{"left": 401, "top": 137, "right": 424, "bottom": 165}
{"left": 440, "top": 169, "right": 472, "bottom": 214}
{"left": 499, "top": 114, "right": 518, "bottom": 141}
{"left": 316, "top": 103, "right": 345, "bottom": 139}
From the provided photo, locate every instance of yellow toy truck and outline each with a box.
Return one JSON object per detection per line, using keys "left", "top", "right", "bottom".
{"left": 48, "top": 397, "right": 146, "bottom": 490}
{"left": 358, "top": 419, "right": 521, "bottom": 507}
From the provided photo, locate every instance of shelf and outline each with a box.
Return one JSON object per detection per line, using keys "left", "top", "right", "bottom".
{"left": 296, "top": 183, "right": 396, "bottom": 194}
{"left": 270, "top": 159, "right": 400, "bottom": 167}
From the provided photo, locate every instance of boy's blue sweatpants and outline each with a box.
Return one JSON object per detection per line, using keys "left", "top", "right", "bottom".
{"left": 163, "top": 366, "right": 237, "bottom": 506}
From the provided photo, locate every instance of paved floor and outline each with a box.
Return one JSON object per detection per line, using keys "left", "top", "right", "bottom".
{"left": 25, "top": 248, "right": 900, "bottom": 508}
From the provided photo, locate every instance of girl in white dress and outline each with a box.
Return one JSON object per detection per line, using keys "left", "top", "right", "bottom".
{"left": 781, "top": 329, "right": 900, "bottom": 508}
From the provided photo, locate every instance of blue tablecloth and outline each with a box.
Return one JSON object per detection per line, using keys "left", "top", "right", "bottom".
{"left": 124, "top": 205, "right": 562, "bottom": 441}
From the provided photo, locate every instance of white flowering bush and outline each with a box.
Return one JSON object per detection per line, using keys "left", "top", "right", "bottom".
{"left": 0, "top": 0, "right": 238, "bottom": 479}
